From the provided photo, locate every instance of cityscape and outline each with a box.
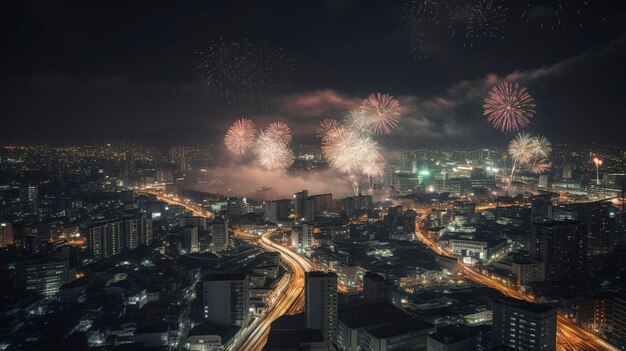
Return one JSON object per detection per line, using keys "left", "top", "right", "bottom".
{"left": 1, "top": 1, "right": 626, "bottom": 351}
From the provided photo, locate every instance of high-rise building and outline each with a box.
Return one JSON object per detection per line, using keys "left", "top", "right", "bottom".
{"left": 291, "top": 223, "right": 314, "bottom": 253}
{"left": 17, "top": 258, "right": 69, "bottom": 298}
{"left": 337, "top": 195, "right": 373, "bottom": 216}
{"left": 20, "top": 184, "right": 39, "bottom": 212}
{"left": 578, "top": 293, "right": 612, "bottom": 336}
{"left": 305, "top": 271, "right": 338, "bottom": 346}
{"left": 613, "top": 293, "right": 626, "bottom": 349}
{"left": 294, "top": 190, "right": 309, "bottom": 220}
{"left": 226, "top": 197, "right": 247, "bottom": 218}
{"left": 530, "top": 220, "right": 587, "bottom": 282}
{"left": 305, "top": 193, "right": 333, "bottom": 222}
{"left": 87, "top": 220, "right": 123, "bottom": 261}
{"left": 182, "top": 226, "right": 199, "bottom": 253}
{"left": 0, "top": 221, "right": 14, "bottom": 248}
{"left": 210, "top": 217, "right": 229, "bottom": 253}
{"left": 87, "top": 213, "right": 152, "bottom": 261}
{"left": 492, "top": 297, "right": 557, "bottom": 351}
{"left": 202, "top": 273, "right": 249, "bottom": 327}
{"left": 263, "top": 199, "right": 293, "bottom": 224}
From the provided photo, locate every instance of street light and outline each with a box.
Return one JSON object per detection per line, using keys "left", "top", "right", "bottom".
{"left": 593, "top": 157, "right": 603, "bottom": 185}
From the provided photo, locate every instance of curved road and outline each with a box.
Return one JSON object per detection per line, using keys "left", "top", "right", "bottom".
{"left": 230, "top": 230, "right": 314, "bottom": 351}
{"left": 415, "top": 215, "right": 618, "bottom": 351}
{"left": 136, "top": 190, "right": 313, "bottom": 351}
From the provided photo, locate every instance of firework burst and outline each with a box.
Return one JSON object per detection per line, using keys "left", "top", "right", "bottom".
{"left": 449, "top": 0, "right": 508, "bottom": 47}
{"left": 521, "top": 0, "right": 602, "bottom": 31}
{"left": 484, "top": 82, "right": 536, "bottom": 133}
{"left": 254, "top": 131, "right": 294, "bottom": 170}
{"left": 195, "top": 37, "right": 295, "bottom": 110}
{"left": 265, "top": 122, "right": 292, "bottom": 145}
{"left": 360, "top": 93, "right": 402, "bottom": 135}
{"left": 224, "top": 118, "right": 257, "bottom": 155}
{"left": 316, "top": 118, "right": 340, "bottom": 140}
{"left": 508, "top": 133, "right": 552, "bottom": 178}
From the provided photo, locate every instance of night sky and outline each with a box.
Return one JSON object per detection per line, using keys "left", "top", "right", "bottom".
{"left": 1, "top": 0, "right": 626, "bottom": 147}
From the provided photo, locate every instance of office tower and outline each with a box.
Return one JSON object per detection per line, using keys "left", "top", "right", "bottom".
{"left": 210, "top": 217, "right": 229, "bottom": 253}
{"left": 291, "top": 223, "right": 314, "bottom": 253}
{"left": 17, "top": 258, "right": 69, "bottom": 298}
{"left": 226, "top": 197, "right": 247, "bottom": 218}
{"left": 263, "top": 199, "right": 293, "bottom": 224}
{"left": 87, "top": 220, "right": 123, "bottom": 261}
{"left": 170, "top": 146, "right": 190, "bottom": 172}
{"left": 427, "top": 324, "right": 480, "bottom": 351}
{"left": 305, "top": 193, "right": 333, "bottom": 221}
{"left": 492, "top": 297, "right": 557, "bottom": 351}
{"left": 305, "top": 271, "right": 338, "bottom": 346}
{"left": 294, "top": 190, "right": 309, "bottom": 219}
{"left": 363, "top": 271, "right": 386, "bottom": 303}
{"left": 0, "top": 221, "right": 13, "bottom": 247}
{"left": 182, "top": 226, "right": 199, "bottom": 253}
{"left": 202, "top": 273, "right": 249, "bottom": 327}
{"left": 530, "top": 220, "right": 587, "bottom": 282}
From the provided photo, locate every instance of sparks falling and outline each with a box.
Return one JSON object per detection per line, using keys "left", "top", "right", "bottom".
{"left": 484, "top": 82, "right": 536, "bottom": 133}
{"left": 224, "top": 118, "right": 257, "bottom": 155}
{"left": 360, "top": 93, "right": 402, "bottom": 135}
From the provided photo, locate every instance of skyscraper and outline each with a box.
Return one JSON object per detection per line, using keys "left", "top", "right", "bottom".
{"left": 492, "top": 297, "right": 557, "bottom": 351}
{"left": 182, "top": 225, "right": 199, "bottom": 253}
{"left": 305, "top": 271, "right": 338, "bottom": 347}
{"left": 202, "top": 273, "right": 249, "bottom": 327}
{"left": 294, "top": 190, "right": 308, "bottom": 220}
{"left": 210, "top": 217, "right": 229, "bottom": 253}
{"left": 530, "top": 220, "right": 588, "bottom": 282}
{"left": 291, "top": 223, "right": 314, "bottom": 253}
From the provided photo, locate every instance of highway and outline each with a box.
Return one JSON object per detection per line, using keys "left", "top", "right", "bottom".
{"left": 230, "top": 229, "right": 315, "bottom": 351}
{"left": 415, "top": 215, "right": 619, "bottom": 351}
{"left": 136, "top": 189, "right": 314, "bottom": 351}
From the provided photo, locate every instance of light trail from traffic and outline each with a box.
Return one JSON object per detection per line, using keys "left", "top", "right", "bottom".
{"left": 414, "top": 214, "right": 618, "bottom": 351}
{"left": 137, "top": 189, "right": 315, "bottom": 351}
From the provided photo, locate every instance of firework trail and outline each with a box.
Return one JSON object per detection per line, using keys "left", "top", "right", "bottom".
{"left": 484, "top": 82, "right": 536, "bottom": 133}
{"left": 254, "top": 131, "right": 295, "bottom": 170}
{"left": 449, "top": 0, "right": 508, "bottom": 47}
{"left": 224, "top": 118, "right": 257, "bottom": 155}
{"left": 265, "top": 122, "right": 292, "bottom": 145}
{"left": 195, "top": 37, "right": 295, "bottom": 110}
{"left": 360, "top": 93, "right": 402, "bottom": 135}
